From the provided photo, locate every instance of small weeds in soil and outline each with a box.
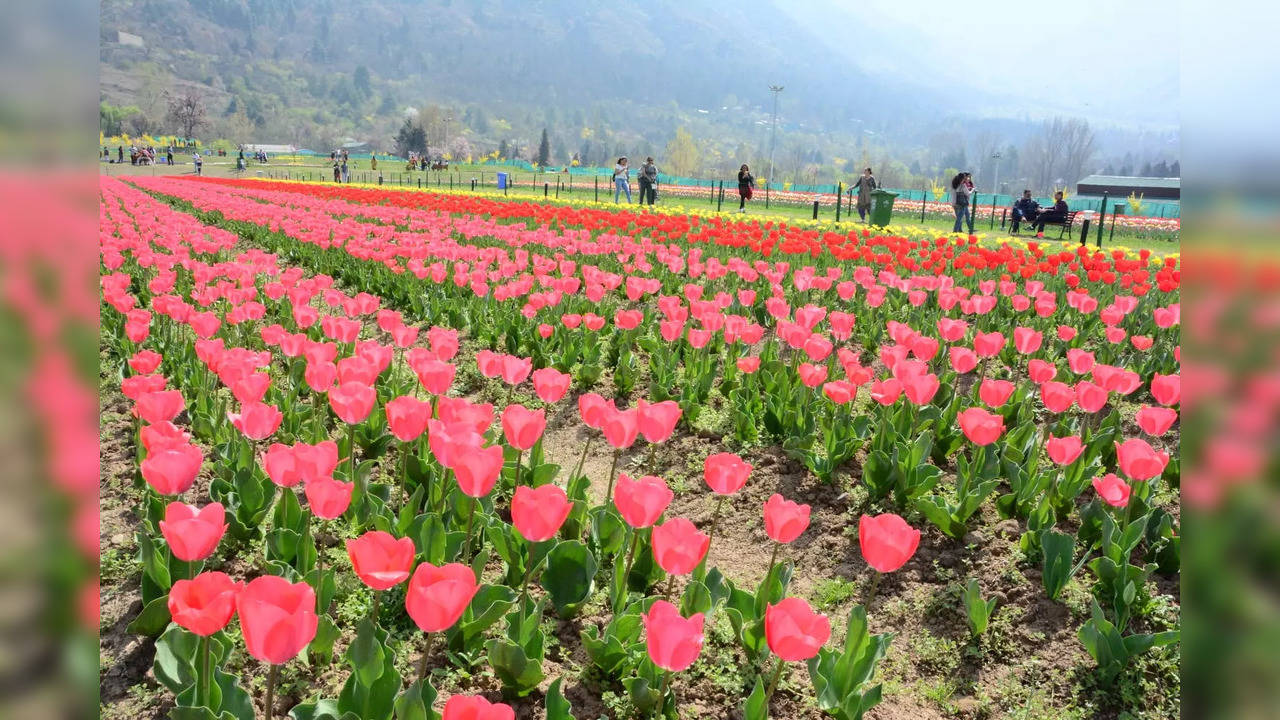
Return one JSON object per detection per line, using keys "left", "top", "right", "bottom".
{"left": 812, "top": 577, "right": 859, "bottom": 610}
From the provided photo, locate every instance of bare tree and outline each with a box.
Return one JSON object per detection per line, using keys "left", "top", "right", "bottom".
{"left": 1060, "top": 118, "right": 1097, "bottom": 188}
{"left": 166, "top": 89, "right": 208, "bottom": 141}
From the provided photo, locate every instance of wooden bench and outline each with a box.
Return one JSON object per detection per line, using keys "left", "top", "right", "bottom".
{"left": 1011, "top": 209, "right": 1079, "bottom": 238}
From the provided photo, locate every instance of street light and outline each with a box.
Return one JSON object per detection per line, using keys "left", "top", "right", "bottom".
{"left": 767, "top": 85, "right": 784, "bottom": 188}
{"left": 990, "top": 152, "right": 1002, "bottom": 196}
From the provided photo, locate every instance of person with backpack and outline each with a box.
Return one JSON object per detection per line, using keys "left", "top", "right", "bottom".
{"left": 737, "top": 164, "right": 755, "bottom": 212}
{"left": 193, "top": 152, "right": 203, "bottom": 176}
{"left": 638, "top": 157, "right": 658, "bottom": 206}
{"left": 613, "top": 157, "right": 632, "bottom": 203}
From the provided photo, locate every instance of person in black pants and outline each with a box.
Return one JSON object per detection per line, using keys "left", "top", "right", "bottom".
{"left": 737, "top": 164, "right": 755, "bottom": 212}
{"left": 638, "top": 157, "right": 658, "bottom": 205}
{"left": 1034, "top": 192, "right": 1068, "bottom": 236}
{"left": 1010, "top": 190, "right": 1040, "bottom": 233}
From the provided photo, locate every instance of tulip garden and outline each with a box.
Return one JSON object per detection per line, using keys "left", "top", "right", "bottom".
{"left": 99, "top": 174, "right": 1180, "bottom": 720}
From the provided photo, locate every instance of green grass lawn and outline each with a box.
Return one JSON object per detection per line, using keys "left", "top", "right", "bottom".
{"left": 101, "top": 157, "right": 1179, "bottom": 254}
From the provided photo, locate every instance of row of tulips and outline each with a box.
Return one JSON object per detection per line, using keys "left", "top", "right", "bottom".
{"left": 102, "top": 177, "right": 917, "bottom": 719}
{"left": 107, "top": 175, "right": 1177, "bottom": 717}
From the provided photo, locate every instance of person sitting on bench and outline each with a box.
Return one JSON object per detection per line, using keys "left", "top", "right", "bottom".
{"left": 1010, "top": 190, "right": 1039, "bottom": 233}
{"left": 1034, "top": 192, "right": 1068, "bottom": 237}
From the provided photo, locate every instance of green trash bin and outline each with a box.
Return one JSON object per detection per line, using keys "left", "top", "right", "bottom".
{"left": 869, "top": 189, "right": 898, "bottom": 226}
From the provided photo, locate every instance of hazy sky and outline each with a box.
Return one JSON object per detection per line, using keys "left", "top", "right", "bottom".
{"left": 780, "top": 0, "right": 1179, "bottom": 128}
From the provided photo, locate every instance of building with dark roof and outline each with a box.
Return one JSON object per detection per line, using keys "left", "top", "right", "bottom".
{"left": 1075, "top": 175, "right": 1180, "bottom": 200}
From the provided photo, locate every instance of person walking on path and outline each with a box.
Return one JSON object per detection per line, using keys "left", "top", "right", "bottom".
{"left": 854, "top": 167, "right": 878, "bottom": 222}
{"left": 639, "top": 157, "right": 658, "bottom": 206}
{"left": 737, "top": 164, "right": 755, "bottom": 212}
{"left": 333, "top": 159, "right": 341, "bottom": 183}
{"left": 341, "top": 156, "right": 350, "bottom": 183}
{"left": 370, "top": 153, "right": 378, "bottom": 171}
{"left": 613, "top": 157, "right": 632, "bottom": 203}
{"left": 951, "top": 172, "right": 973, "bottom": 233}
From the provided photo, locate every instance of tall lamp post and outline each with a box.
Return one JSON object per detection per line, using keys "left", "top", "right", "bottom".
{"left": 767, "top": 85, "right": 784, "bottom": 188}
{"left": 990, "top": 151, "right": 1002, "bottom": 196}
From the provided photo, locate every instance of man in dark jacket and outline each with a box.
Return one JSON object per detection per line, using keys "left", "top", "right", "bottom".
{"left": 639, "top": 157, "right": 658, "bottom": 206}
{"left": 1033, "top": 192, "right": 1069, "bottom": 237}
{"left": 1010, "top": 190, "right": 1040, "bottom": 233}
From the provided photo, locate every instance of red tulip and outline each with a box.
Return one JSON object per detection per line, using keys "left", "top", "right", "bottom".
{"left": 978, "top": 378, "right": 1015, "bottom": 408}
{"left": 346, "top": 530, "right": 416, "bottom": 590}
{"left": 305, "top": 476, "right": 354, "bottom": 519}
{"left": 511, "top": 484, "right": 573, "bottom": 542}
{"left": 1092, "top": 473, "right": 1132, "bottom": 507}
{"left": 642, "top": 600, "right": 705, "bottom": 672}
{"left": 230, "top": 372, "right": 271, "bottom": 404}
{"left": 1057, "top": 324, "right": 1077, "bottom": 341}
{"left": 651, "top": 517, "right": 710, "bottom": 576}
{"left": 633, "top": 401, "right": 680, "bottom": 446}
{"left": 1075, "top": 381, "right": 1108, "bottom": 413}
{"left": 902, "top": 373, "right": 940, "bottom": 406}
{"left": 228, "top": 401, "right": 283, "bottom": 441}
{"left": 578, "top": 392, "right": 610, "bottom": 429}
{"left": 294, "top": 440, "right": 339, "bottom": 482}
{"left": 736, "top": 356, "right": 761, "bottom": 374}
{"left": 141, "top": 442, "right": 203, "bottom": 495}
{"left": 237, "top": 575, "right": 318, "bottom": 664}
{"left": 1040, "top": 381, "right": 1075, "bottom": 413}
{"left": 168, "top": 571, "right": 242, "bottom": 636}
{"left": 386, "top": 395, "right": 432, "bottom": 442}
{"left": 1012, "top": 327, "right": 1043, "bottom": 354}
{"left": 405, "top": 562, "right": 478, "bottom": 633}
{"left": 442, "top": 695, "right": 515, "bottom": 720}
{"left": 614, "top": 473, "right": 674, "bottom": 529}
{"left": 858, "top": 513, "right": 920, "bottom": 573}
{"left": 1028, "top": 359, "right": 1057, "bottom": 384}
{"left": 1066, "top": 348, "right": 1095, "bottom": 374}
{"left": 501, "top": 404, "right": 546, "bottom": 450}
{"left": 1115, "top": 438, "right": 1170, "bottom": 481}
{"left": 140, "top": 421, "right": 191, "bottom": 453}
{"left": 957, "top": 407, "right": 1005, "bottom": 446}
{"left": 329, "top": 381, "right": 375, "bottom": 425}
{"left": 160, "top": 502, "right": 227, "bottom": 562}
{"left": 869, "top": 378, "right": 903, "bottom": 405}
{"left": 531, "top": 367, "right": 572, "bottom": 403}
{"left": 704, "top": 452, "right": 751, "bottom": 495}
{"left": 453, "top": 444, "right": 504, "bottom": 497}
{"left": 122, "top": 373, "right": 167, "bottom": 400}
{"left": 261, "top": 445, "right": 300, "bottom": 489}
{"left": 1136, "top": 406, "right": 1178, "bottom": 436}
{"left": 822, "top": 380, "right": 856, "bottom": 404}
{"left": 949, "top": 346, "right": 978, "bottom": 374}
{"left": 602, "top": 407, "right": 640, "bottom": 449}
{"left": 304, "top": 359, "right": 337, "bottom": 393}
{"left": 797, "top": 363, "right": 828, "bottom": 387}
{"left": 499, "top": 355, "right": 532, "bottom": 385}
{"left": 437, "top": 396, "right": 494, "bottom": 435}
{"left": 413, "top": 357, "right": 456, "bottom": 396}
{"left": 765, "top": 597, "right": 831, "bottom": 661}
{"left": 973, "top": 331, "right": 1005, "bottom": 357}
{"left": 1046, "top": 435, "right": 1085, "bottom": 466}
{"left": 128, "top": 350, "right": 163, "bottom": 375}
{"left": 1150, "top": 373, "right": 1180, "bottom": 406}
{"left": 135, "top": 389, "right": 185, "bottom": 424}
{"left": 763, "top": 494, "right": 810, "bottom": 544}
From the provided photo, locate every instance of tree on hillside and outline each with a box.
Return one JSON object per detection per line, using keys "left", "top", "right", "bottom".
{"left": 394, "top": 117, "right": 427, "bottom": 158}
{"left": 537, "top": 128, "right": 551, "bottom": 166}
{"left": 354, "top": 65, "right": 372, "bottom": 98}
{"left": 664, "top": 126, "right": 700, "bottom": 176}
{"left": 166, "top": 89, "right": 208, "bottom": 141}
{"left": 100, "top": 102, "right": 139, "bottom": 136}
{"left": 498, "top": 139, "right": 510, "bottom": 159}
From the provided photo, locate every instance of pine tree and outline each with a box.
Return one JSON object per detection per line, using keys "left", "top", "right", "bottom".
{"left": 537, "top": 128, "right": 551, "bottom": 166}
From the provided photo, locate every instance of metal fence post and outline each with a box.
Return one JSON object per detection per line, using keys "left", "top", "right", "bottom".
{"left": 990, "top": 196, "right": 997, "bottom": 229}
{"left": 544, "top": 182, "right": 549, "bottom": 198}
{"left": 765, "top": 181, "right": 770, "bottom": 209}
{"left": 1080, "top": 219, "right": 1091, "bottom": 246}
{"left": 594, "top": 176, "right": 599, "bottom": 202}
{"left": 717, "top": 181, "right": 724, "bottom": 212}
{"left": 835, "top": 181, "right": 843, "bottom": 222}
{"left": 812, "top": 200, "right": 819, "bottom": 220}
{"left": 1096, "top": 191, "right": 1108, "bottom": 245}
{"left": 1109, "top": 211, "right": 1117, "bottom": 244}
{"left": 921, "top": 186, "right": 927, "bottom": 223}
